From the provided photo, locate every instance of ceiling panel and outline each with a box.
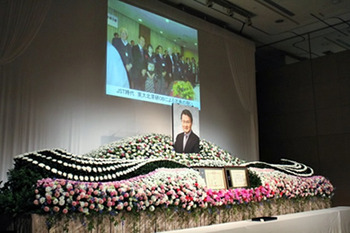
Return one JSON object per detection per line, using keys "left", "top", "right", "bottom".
{"left": 159, "top": 0, "right": 350, "bottom": 61}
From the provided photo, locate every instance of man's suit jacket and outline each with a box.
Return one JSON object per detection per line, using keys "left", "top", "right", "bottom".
{"left": 113, "top": 38, "right": 133, "bottom": 66}
{"left": 132, "top": 45, "right": 146, "bottom": 73}
{"left": 174, "top": 132, "right": 200, "bottom": 153}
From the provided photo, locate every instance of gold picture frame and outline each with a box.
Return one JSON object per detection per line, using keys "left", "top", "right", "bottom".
{"left": 194, "top": 167, "right": 227, "bottom": 190}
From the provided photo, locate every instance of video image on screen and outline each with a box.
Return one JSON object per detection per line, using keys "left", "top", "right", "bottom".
{"left": 106, "top": 0, "right": 200, "bottom": 109}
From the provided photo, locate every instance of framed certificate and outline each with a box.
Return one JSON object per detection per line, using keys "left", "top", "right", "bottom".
{"left": 225, "top": 166, "right": 249, "bottom": 188}
{"left": 194, "top": 167, "right": 227, "bottom": 190}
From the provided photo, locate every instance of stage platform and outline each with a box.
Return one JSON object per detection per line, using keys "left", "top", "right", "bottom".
{"left": 28, "top": 198, "right": 334, "bottom": 232}
{"left": 163, "top": 206, "right": 350, "bottom": 233}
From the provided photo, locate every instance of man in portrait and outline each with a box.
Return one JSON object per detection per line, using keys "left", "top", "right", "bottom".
{"left": 174, "top": 109, "right": 200, "bottom": 153}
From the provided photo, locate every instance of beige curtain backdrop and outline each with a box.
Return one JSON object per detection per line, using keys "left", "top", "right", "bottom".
{"left": 0, "top": 0, "right": 52, "bottom": 65}
{"left": 225, "top": 39, "right": 259, "bottom": 162}
{"left": 0, "top": 0, "right": 51, "bottom": 184}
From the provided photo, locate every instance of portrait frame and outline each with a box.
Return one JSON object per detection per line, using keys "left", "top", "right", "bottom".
{"left": 193, "top": 167, "right": 227, "bottom": 190}
{"left": 225, "top": 166, "right": 249, "bottom": 188}
{"left": 172, "top": 104, "right": 200, "bottom": 143}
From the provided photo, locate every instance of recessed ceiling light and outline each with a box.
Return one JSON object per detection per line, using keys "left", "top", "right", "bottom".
{"left": 275, "top": 19, "right": 284, "bottom": 23}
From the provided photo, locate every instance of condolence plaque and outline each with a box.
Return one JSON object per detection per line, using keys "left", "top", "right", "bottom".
{"left": 194, "top": 167, "right": 227, "bottom": 190}
{"left": 225, "top": 166, "right": 249, "bottom": 188}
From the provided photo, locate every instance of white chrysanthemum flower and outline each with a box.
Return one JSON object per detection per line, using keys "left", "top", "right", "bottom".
{"left": 39, "top": 197, "right": 46, "bottom": 204}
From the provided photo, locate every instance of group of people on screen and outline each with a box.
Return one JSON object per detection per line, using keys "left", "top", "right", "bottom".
{"left": 108, "top": 27, "right": 199, "bottom": 96}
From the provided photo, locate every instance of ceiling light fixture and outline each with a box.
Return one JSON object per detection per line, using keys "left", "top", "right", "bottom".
{"left": 275, "top": 19, "right": 284, "bottom": 23}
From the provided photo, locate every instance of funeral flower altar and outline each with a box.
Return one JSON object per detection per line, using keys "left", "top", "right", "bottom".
{"left": 0, "top": 134, "right": 334, "bottom": 232}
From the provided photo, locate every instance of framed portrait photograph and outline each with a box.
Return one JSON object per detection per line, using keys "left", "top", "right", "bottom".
{"left": 194, "top": 167, "right": 227, "bottom": 190}
{"left": 225, "top": 166, "right": 249, "bottom": 188}
{"left": 172, "top": 104, "right": 200, "bottom": 142}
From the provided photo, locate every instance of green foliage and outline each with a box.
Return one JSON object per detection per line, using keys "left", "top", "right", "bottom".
{"left": 0, "top": 162, "right": 50, "bottom": 216}
{"left": 172, "top": 81, "right": 195, "bottom": 100}
{"left": 248, "top": 170, "right": 262, "bottom": 188}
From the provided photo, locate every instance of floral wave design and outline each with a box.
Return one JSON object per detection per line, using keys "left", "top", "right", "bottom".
{"left": 14, "top": 134, "right": 243, "bottom": 182}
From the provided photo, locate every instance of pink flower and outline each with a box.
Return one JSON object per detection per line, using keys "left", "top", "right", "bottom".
{"left": 116, "top": 203, "right": 123, "bottom": 210}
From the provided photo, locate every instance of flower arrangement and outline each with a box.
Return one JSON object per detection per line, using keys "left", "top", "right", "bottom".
{"left": 171, "top": 81, "right": 195, "bottom": 100}
{"left": 33, "top": 168, "right": 207, "bottom": 216}
{"left": 250, "top": 168, "right": 334, "bottom": 199}
{"left": 86, "top": 134, "right": 243, "bottom": 166}
{"left": 12, "top": 134, "right": 243, "bottom": 183}
{"left": 0, "top": 134, "right": 334, "bottom": 232}
{"left": 33, "top": 167, "right": 333, "bottom": 218}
